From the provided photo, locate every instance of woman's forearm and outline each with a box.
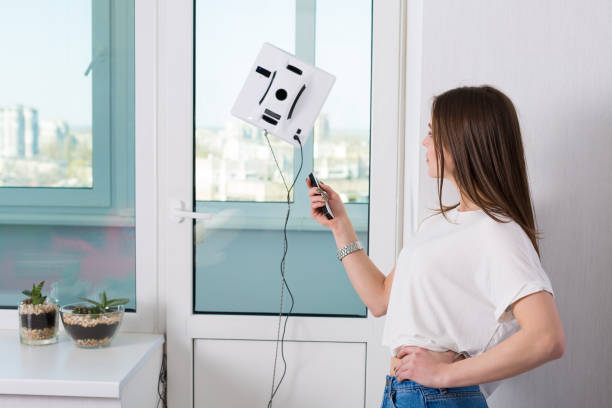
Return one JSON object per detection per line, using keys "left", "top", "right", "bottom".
{"left": 332, "top": 218, "right": 386, "bottom": 316}
{"left": 442, "top": 328, "right": 563, "bottom": 388}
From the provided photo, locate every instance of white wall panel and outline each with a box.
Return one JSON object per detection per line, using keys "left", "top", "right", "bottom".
{"left": 405, "top": 0, "right": 612, "bottom": 406}
{"left": 194, "top": 339, "right": 366, "bottom": 407}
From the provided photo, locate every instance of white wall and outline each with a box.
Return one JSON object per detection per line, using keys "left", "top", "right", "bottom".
{"left": 404, "top": 0, "right": 612, "bottom": 406}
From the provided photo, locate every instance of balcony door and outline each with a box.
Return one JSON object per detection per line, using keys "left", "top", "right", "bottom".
{"left": 159, "top": 0, "right": 407, "bottom": 406}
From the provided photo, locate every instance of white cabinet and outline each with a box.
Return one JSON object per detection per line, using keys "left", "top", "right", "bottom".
{"left": 194, "top": 339, "right": 366, "bottom": 407}
{"left": 0, "top": 331, "right": 164, "bottom": 408}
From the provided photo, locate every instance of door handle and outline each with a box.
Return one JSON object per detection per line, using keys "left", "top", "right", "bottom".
{"left": 171, "top": 200, "right": 213, "bottom": 223}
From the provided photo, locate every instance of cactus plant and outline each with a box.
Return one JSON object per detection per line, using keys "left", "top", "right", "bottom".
{"left": 19, "top": 281, "right": 58, "bottom": 345}
{"left": 76, "top": 291, "right": 130, "bottom": 315}
{"left": 21, "top": 281, "right": 47, "bottom": 305}
{"left": 61, "top": 291, "right": 129, "bottom": 348}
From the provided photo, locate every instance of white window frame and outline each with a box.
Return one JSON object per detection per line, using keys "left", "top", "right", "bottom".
{"left": 0, "top": 0, "right": 160, "bottom": 333}
{"left": 0, "top": 0, "right": 134, "bottom": 228}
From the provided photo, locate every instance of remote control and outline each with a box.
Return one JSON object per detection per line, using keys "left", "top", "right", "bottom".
{"left": 308, "top": 172, "right": 334, "bottom": 220}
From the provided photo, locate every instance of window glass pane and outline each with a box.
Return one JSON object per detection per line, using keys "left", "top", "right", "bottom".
{"left": 194, "top": 0, "right": 371, "bottom": 317}
{"left": 0, "top": 1, "right": 93, "bottom": 188}
{"left": 0, "top": 0, "right": 135, "bottom": 310}
{"left": 314, "top": 0, "right": 371, "bottom": 203}
{"left": 195, "top": 1, "right": 295, "bottom": 202}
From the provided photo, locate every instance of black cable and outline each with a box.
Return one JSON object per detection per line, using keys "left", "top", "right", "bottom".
{"left": 263, "top": 131, "right": 304, "bottom": 408}
{"left": 156, "top": 350, "right": 167, "bottom": 408}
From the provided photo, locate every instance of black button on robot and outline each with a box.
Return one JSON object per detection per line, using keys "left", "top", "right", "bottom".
{"left": 275, "top": 88, "right": 288, "bottom": 101}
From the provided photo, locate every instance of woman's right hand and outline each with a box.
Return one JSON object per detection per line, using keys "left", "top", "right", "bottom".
{"left": 306, "top": 177, "right": 348, "bottom": 231}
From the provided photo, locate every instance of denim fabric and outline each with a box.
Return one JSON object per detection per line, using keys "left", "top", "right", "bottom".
{"left": 380, "top": 375, "right": 489, "bottom": 408}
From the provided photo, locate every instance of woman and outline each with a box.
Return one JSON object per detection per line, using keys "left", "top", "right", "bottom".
{"left": 305, "top": 85, "right": 565, "bottom": 407}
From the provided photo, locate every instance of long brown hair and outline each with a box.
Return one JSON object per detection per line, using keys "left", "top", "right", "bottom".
{"left": 430, "top": 85, "right": 541, "bottom": 257}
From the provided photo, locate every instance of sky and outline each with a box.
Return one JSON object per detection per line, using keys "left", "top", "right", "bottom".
{"left": 0, "top": 1, "right": 92, "bottom": 127}
{"left": 0, "top": 0, "right": 372, "bottom": 131}
{"left": 195, "top": 0, "right": 372, "bottom": 131}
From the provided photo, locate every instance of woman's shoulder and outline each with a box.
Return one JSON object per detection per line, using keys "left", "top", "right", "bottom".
{"left": 479, "top": 212, "right": 526, "bottom": 237}
{"left": 478, "top": 213, "right": 536, "bottom": 256}
{"left": 416, "top": 207, "right": 531, "bottom": 241}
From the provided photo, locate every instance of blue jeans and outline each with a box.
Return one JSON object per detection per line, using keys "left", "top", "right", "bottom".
{"left": 380, "top": 375, "right": 489, "bottom": 408}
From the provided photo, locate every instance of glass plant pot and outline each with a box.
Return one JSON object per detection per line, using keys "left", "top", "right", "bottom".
{"left": 19, "top": 299, "right": 59, "bottom": 346}
{"left": 60, "top": 304, "right": 125, "bottom": 348}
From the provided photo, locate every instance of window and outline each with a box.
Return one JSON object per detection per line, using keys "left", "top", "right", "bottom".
{"left": 0, "top": 0, "right": 114, "bottom": 208}
{"left": 194, "top": 0, "right": 295, "bottom": 203}
{"left": 0, "top": 3, "right": 93, "bottom": 189}
{"left": 194, "top": 0, "right": 372, "bottom": 316}
{"left": 0, "top": 0, "right": 136, "bottom": 311}
{"left": 314, "top": 0, "right": 371, "bottom": 204}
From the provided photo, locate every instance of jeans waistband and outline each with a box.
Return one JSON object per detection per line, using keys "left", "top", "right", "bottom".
{"left": 385, "top": 375, "right": 424, "bottom": 390}
{"left": 384, "top": 375, "right": 482, "bottom": 395}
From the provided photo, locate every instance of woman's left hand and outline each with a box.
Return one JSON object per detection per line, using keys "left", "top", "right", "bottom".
{"left": 394, "top": 346, "right": 455, "bottom": 388}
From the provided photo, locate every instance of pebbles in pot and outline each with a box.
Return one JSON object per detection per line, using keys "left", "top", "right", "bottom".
{"left": 19, "top": 301, "right": 59, "bottom": 345}
{"left": 61, "top": 305, "right": 124, "bottom": 348}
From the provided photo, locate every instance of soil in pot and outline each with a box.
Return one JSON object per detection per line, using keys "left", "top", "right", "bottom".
{"left": 62, "top": 313, "right": 121, "bottom": 347}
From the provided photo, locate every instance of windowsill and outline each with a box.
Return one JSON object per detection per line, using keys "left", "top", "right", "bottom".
{"left": 0, "top": 330, "right": 163, "bottom": 398}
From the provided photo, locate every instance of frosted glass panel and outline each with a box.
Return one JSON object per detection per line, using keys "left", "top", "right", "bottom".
{"left": 0, "top": 225, "right": 135, "bottom": 310}
{"left": 194, "top": 229, "right": 367, "bottom": 316}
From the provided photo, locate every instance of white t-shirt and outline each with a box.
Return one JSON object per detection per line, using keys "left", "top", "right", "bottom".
{"left": 381, "top": 206, "right": 555, "bottom": 399}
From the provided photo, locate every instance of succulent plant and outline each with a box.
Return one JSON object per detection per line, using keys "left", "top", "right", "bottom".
{"left": 76, "top": 291, "right": 129, "bottom": 314}
{"left": 72, "top": 306, "right": 91, "bottom": 314}
{"left": 22, "top": 281, "right": 47, "bottom": 305}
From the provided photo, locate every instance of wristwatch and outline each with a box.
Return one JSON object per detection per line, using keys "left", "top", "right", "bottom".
{"left": 337, "top": 240, "right": 364, "bottom": 262}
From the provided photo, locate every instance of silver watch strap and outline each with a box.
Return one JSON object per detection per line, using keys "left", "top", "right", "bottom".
{"left": 337, "top": 240, "right": 363, "bottom": 261}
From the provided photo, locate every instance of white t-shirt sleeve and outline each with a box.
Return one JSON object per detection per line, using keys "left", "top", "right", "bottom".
{"left": 485, "top": 223, "right": 555, "bottom": 323}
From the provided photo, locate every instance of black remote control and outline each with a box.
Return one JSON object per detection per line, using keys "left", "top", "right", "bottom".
{"left": 308, "top": 172, "right": 334, "bottom": 220}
